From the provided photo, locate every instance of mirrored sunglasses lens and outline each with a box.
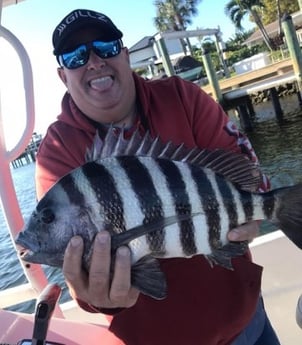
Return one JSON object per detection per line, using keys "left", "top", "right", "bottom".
{"left": 93, "top": 41, "right": 121, "bottom": 59}
{"left": 61, "top": 45, "right": 88, "bottom": 69}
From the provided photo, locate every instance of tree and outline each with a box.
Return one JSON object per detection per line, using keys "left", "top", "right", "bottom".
{"left": 224, "top": 0, "right": 276, "bottom": 51}
{"left": 153, "top": 0, "right": 201, "bottom": 54}
{"left": 256, "top": 0, "right": 299, "bottom": 40}
{"left": 225, "top": 30, "right": 264, "bottom": 66}
{"left": 261, "top": 0, "right": 299, "bottom": 25}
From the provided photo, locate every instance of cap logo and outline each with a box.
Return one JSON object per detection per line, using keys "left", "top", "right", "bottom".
{"left": 56, "top": 10, "right": 110, "bottom": 37}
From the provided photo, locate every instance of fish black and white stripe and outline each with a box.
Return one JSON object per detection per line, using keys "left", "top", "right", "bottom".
{"left": 214, "top": 174, "right": 239, "bottom": 235}
{"left": 156, "top": 158, "right": 197, "bottom": 257}
{"left": 66, "top": 155, "right": 274, "bottom": 261}
{"left": 16, "top": 128, "right": 302, "bottom": 300}
{"left": 117, "top": 156, "right": 166, "bottom": 256}
{"left": 80, "top": 161, "right": 127, "bottom": 233}
{"left": 143, "top": 157, "right": 197, "bottom": 257}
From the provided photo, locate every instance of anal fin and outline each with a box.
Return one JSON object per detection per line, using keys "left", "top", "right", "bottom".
{"left": 131, "top": 255, "right": 167, "bottom": 300}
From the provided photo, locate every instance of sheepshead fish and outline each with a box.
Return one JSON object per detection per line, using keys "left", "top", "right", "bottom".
{"left": 15, "top": 128, "right": 302, "bottom": 300}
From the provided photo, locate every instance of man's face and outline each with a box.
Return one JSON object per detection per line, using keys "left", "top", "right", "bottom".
{"left": 57, "top": 28, "right": 135, "bottom": 124}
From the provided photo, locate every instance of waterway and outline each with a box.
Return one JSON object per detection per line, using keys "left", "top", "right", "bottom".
{"left": 231, "top": 93, "right": 302, "bottom": 233}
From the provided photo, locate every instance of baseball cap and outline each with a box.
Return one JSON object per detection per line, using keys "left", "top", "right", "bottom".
{"left": 52, "top": 9, "right": 123, "bottom": 55}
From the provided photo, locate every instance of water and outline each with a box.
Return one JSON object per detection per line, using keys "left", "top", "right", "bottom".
{"left": 247, "top": 95, "right": 302, "bottom": 188}
{"left": 0, "top": 163, "right": 70, "bottom": 313}
{"left": 239, "top": 95, "right": 302, "bottom": 233}
{"left": 1, "top": 94, "right": 302, "bottom": 312}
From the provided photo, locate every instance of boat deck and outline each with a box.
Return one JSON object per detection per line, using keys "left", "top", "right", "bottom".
{"left": 250, "top": 231, "right": 302, "bottom": 344}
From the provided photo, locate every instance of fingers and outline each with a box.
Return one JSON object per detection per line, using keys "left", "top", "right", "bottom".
{"left": 90, "top": 233, "right": 138, "bottom": 308}
{"left": 110, "top": 246, "right": 139, "bottom": 307}
{"left": 89, "top": 232, "right": 111, "bottom": 305}
{"left": 228, "top": 220, "right": 260, "bottom": 242}
{"left": 63, "top": 231, "right": 139, "bottom": 309}
{"left": 63, "top": 236, "right": 87, "bottom": 300}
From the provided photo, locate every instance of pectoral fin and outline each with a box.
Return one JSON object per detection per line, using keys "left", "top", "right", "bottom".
{"left": 111, "top": 213, "right": 199, "bottom": 250}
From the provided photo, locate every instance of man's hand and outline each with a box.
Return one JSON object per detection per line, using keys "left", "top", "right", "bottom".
{"left": 63, "top": 231, "right": 139, "bottom": 309}
{"left": 227, "top": 220, "right": 260, "bottom": 242}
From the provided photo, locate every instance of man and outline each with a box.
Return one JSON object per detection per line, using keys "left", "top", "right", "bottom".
{"left": 36, "top": 9, "right": 280, "bottom": 344}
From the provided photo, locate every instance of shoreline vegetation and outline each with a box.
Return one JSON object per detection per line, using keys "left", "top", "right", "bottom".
{"left": 250, "top": 80, "right": 299, "bottom": 104}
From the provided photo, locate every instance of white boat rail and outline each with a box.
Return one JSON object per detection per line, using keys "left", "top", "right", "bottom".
{"left": 0, "top": 0, "right": 58, "bottom": 313}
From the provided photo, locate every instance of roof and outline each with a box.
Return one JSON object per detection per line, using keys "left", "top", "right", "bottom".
{"left": 244, "top": 11, "right": 302, "bottom": 46}
{"left": 128, "top": 36, "right": 155, "bottom": 53}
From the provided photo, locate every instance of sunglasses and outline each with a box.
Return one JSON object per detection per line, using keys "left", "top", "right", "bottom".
{"left": 58, "top": 39, "right": 123, "bottom": 69}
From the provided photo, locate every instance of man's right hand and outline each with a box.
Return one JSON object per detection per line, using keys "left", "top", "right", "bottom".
{"left": 63, "top": 231, "right": 139, "bottom": 309}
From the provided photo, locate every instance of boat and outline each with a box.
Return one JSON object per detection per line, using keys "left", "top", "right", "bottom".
{"left": 0, "top": 1, "right": 302, "bottom": 344}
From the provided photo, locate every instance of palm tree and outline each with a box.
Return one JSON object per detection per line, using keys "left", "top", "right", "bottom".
{"left": 224, "top": 0, "right": 275, "bottom": 51}
{"left": 276, "top": 0, "right": 282, "bottom": 36}
{"left": 154, "top": 0, "right": 201, "bottom": 54}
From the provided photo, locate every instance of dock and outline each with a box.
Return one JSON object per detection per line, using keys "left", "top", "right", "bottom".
{"left": 11, "top": 133, "right": 42, "bottom": 168}
{"left": 202, "top": 58, "right": 294, "bottom": 95}
{"left": 201, "top": 58, "right": 300, "bottom": 130}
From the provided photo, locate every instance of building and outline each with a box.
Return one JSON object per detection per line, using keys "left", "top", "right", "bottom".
{"left": 128, "top": 28, "right": 221, "bottom": 79}
{"left": 244, "top": 11, "right": 302, "bottom": 48}
{"left": 129, "top": 33, "right": 190, "bottom": 78}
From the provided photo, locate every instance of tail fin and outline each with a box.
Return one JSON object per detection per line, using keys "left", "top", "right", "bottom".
{"left": 273, "top": 183, "right": 302, "bottom": 249}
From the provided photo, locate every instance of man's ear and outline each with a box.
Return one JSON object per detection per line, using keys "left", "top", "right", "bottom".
{"left": 57, "top": 67, "right": 68, "bottom": 86}
{"left": 122, "top": 47, "right": 130, "bottom": 63}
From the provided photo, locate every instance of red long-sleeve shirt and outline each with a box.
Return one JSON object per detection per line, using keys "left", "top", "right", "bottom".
{"left": 36, "top": 74, "right": 267, "bottom": 345}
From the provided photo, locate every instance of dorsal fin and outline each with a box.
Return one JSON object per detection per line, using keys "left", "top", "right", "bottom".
{"left": 85, "top": 127, "right": 262, "bottom": 192}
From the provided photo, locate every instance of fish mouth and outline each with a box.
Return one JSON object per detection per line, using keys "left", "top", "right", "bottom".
{"left": 19, "top": 248, "right": 35, "bottom": 261}
{"left": 15, "top": 232, "right": 39, "bottom": 251}
{"left": 16, "top": 240, "right": 64, "bottom": 267}
{"left": 15, "top": 233, "right": 41, "bottom": 263}
{"left": 17, "top": 245, "right": 63, "bottom": 266}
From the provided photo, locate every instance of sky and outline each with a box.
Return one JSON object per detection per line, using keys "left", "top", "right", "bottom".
{"left": 0, "top": 0, "right": 255, "bottom": 150}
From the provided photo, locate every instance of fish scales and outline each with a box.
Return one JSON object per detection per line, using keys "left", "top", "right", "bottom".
{"left": 214, "top": 175, "right": 238, "bottom": 230}
{"left": 227, "top": 184, "right": 252, "bottom": 227}
{"left": 117, "top": 156, "right": 166, "bottom": 256}
{"left": 57, "top": 172, "right": 86, "bottom": 207}
{"left": 100, "top": 157, "right": 151, "bottom": 260}
{"left": 80, "top": 157, "right": 159, "bottom": 262}
{"left": 100, "top": 157, "right": 145, "bottom": 231}
{"left": 262, "top": 190, "right": 276, "bottom": 219}
{"left": 154, "top": 158, "right": 197, "bottom": 257}
{"left": 137, "top": 156, "right": 194, "bottom": 258}
{"left": 250, "top": 193, "right": 266, "bottom": 221}
{"left": 206, "top": 173, "right": 233, "bottom": 248}
{"left": 80, "top": 162, "right": 127, "bottom": 233}
{"left": 15, "top": 129, "right": 302, "bottom": 300}
{"left": 240, "top": 190, "right": 254, "bottom": 221}
{"left": 176, "top": 163, "right": 212, "bottom": 256}
{"left": 189, "top": 165, "right": 222, "bottom": 250}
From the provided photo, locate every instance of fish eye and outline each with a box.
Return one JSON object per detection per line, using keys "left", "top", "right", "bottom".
{"left": 40, "top": 208, "right": 55, "bottom": 224}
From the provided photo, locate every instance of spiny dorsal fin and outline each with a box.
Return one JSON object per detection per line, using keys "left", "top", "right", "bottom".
{"left": 85, "top": 127, "right": 262, "bottom": 192}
